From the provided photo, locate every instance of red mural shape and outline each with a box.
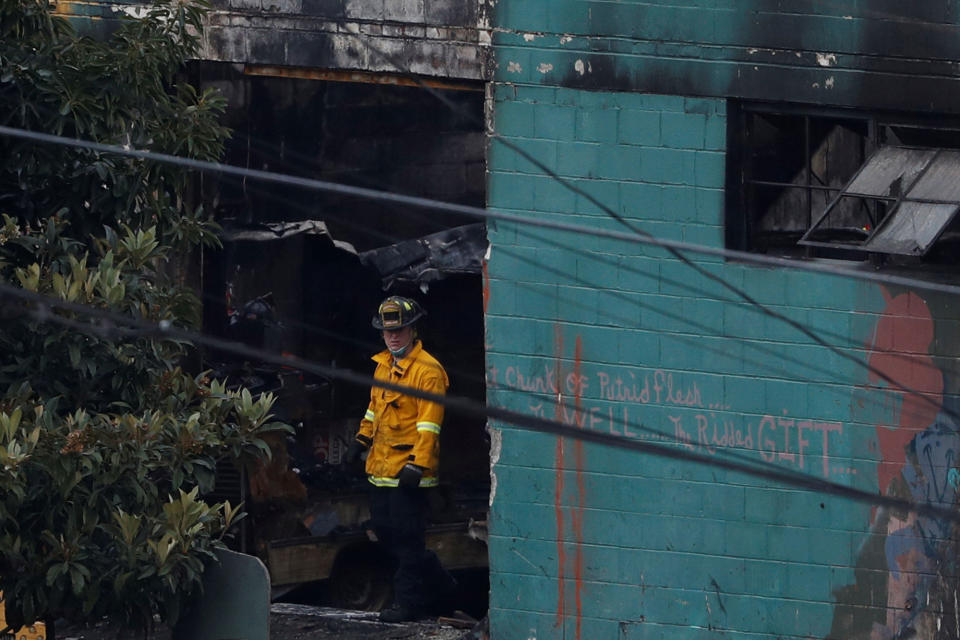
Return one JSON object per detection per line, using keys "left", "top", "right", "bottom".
{"left": 867, "top": 291, "right": 943, "bottom": 495}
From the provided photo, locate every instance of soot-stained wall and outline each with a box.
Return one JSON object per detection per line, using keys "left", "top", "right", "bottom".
{"left": 53, "top": 0, "right": 492, "bottom": 81}
{"left": 493, "top": 2, "right": 960, "bottom": 115}
{"left": 194, "top": 64, "right": 485, "bottom": 251}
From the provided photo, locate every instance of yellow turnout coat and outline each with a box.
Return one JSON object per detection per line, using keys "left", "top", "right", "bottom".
{"left": 355, "top": 341, "right": 449, "bottom": 487}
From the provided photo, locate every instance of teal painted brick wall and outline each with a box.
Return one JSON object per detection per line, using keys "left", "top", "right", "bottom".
{"left": 485, "top": 80, "right": 960, "bottom": 639}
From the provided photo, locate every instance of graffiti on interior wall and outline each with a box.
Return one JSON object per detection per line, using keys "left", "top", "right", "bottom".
{"left": 833, "top": 291, "right": 960, "bottom": 640}
{"left": 489, "top": 363, "right": 852, "bottom": 478}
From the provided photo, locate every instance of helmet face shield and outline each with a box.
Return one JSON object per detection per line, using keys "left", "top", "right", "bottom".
{"left": 379, "top": 305, "right": 403, "bottom": 329}
{"left": 372, "top": 296, "right": 425, "bottom": 330}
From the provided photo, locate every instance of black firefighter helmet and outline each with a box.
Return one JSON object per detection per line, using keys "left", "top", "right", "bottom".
{"left": 371, "top": 296, "right": 425, "bottom": 330}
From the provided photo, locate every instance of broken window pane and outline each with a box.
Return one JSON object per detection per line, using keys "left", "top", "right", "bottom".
{"left": 863, "top": 201, "right": 959, "bottom": 255}
{"left": 729, "top": 103, "right": 960, "bottom": 264}
{"left": 801, "top": 146, "right": 960, "bottom": 257}
{"left": 801, "top": 195, "right": 879, "bottom": 246}
{"left": 844, "top": 147, "right": 934, "bottom": 198}
{"left": 910, "top": 150, "right": 960, "bottom": 201}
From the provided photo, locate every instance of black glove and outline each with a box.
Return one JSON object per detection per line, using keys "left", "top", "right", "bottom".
{"left": 396, "top": 463, "right": 424, "bottom": 489}
{"left": 346, "top": 440, "right": 367, "bottom": 464}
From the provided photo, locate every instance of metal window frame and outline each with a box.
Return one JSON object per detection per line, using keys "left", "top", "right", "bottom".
{"left": 737, "top": 106, "right": 873, "bottom": 251}
{"left": 732, "top": 102, "right": 960, "bottom": 259}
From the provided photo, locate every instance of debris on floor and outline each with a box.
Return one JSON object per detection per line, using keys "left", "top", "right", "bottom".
{"left": 269, "top": 603, "right": 469, "bottom": 639}
{"left": 55, "top": 604, "right": 484, "bottom": 640}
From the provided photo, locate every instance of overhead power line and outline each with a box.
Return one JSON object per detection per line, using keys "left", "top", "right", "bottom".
{"left": 3, "top": 122, "right": 959, "bottom": 429}
{"left": 206, "top": 181, "right": 938, "bottom": 469}
{"left": 3, "top": 123, "right": 960, "bottom": 297}
{"left": 2, "top": 278, "right": 958, "bottom": 526}
{"left": 327, "top": 30, "right": 960, "bottom": 425}
{"left": 1, "top": 1, "right": 956, "bottom": 540}
{"left": 1, "top": 113, "right": 957, "bottom": 506}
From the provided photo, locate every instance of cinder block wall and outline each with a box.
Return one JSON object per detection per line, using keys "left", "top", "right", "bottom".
{"left": 485, "top": 3, "right": 960, "bottom": 639}
{"left": 486, "top": 83, "right": 960, "bottom": 640}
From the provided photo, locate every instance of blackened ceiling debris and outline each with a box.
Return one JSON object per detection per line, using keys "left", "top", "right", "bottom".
{"left": 358, "top": 223, "right": 487, "bottom": 290}
{"left": 219, "top": 219, "right": 358, "bottom": 254}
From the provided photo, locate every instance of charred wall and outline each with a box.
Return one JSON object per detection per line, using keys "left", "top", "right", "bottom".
{"left": 202, "top": 0, "right": 492, "bottom": 80}
{"left": 54, "top": 0, "right": 492, "bottom": 81}
{"left": 195, "top": 61, "right": 489, "bottom": 488}
{"left": 194, "top": 62, "right": 485, "bottom": 252}
{"left": 202, "top": 0, "right": 492, "bottom": 81}
{"left": 493, "top": 1, "right": 960, "bottom": 115}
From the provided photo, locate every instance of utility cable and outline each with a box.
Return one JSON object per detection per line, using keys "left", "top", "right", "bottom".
{"left": 317, "top": 29, "right": 960, "bottom": 433}
{"left": 217, "top": 119, "right": 960, "bottom": 407}
{"left": 1, "top": 279, "right": 958, "bottom": 525}
{"left": 3, "top": 122, "right": 959, "bottom": 433}
{"left": 3, "top": 0, "right": 958, "bottom": 540}
{"left": 2, "top": 114, "right": 959, "bottom": 470}
{"left": 2, "top": 124, "right": 960, "bottom": 296}
{"left": 224, "top": 174, "right": 943, "bottom": 436}
{"left": 0, "top": 115, "right": 948, "bottom": 508}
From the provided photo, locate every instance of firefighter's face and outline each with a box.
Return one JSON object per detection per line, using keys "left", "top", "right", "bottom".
{"left": 382, "top": 326, "right": 414, "bottom": 352}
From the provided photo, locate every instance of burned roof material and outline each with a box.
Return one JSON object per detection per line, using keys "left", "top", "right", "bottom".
{"left": 219, "top": 219, "right": 358, "bottom": 254}
{"left": 359, "top": 223, "right": 487, "bottom": 289}
{"left": 218, "top": 220, "right": 486, "bottom": 290}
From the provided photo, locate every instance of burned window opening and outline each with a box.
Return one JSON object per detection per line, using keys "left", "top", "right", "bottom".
{"left": 727, "top": 103, "right": 960, "bottom": 266}
{"left": 187, "top": 62, "right": 486, "bottom": 253}
{"left": 185, "top": 62, "right": 492, "bottom": 613}
{"left": 200, "top": 216, "right": 490, "bottom": 612}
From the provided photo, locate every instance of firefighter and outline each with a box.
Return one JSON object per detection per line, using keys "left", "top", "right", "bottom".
{"left": 346, "top": 296, "right": 454, "bottom": 622}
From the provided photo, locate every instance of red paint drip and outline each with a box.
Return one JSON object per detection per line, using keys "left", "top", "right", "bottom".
{"left": 481, "top": 261, "right": 491, "bottom": 314}
{"left": 571, "top": 336, "right": 585, "bottom": 640}
{"left": 553, "top": 326, "right": 566, "bottom": 628}
{"left": 554, "top": 437, "right": 566, "bottom": 627}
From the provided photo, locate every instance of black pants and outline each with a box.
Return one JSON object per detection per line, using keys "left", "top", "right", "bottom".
{"left": 368, "top": 486, "right": 453, "bottom": 610}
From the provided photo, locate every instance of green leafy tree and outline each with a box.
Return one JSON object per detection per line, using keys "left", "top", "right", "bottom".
{"left": 0, "top": 0, "right": 287, "bottom": 632}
